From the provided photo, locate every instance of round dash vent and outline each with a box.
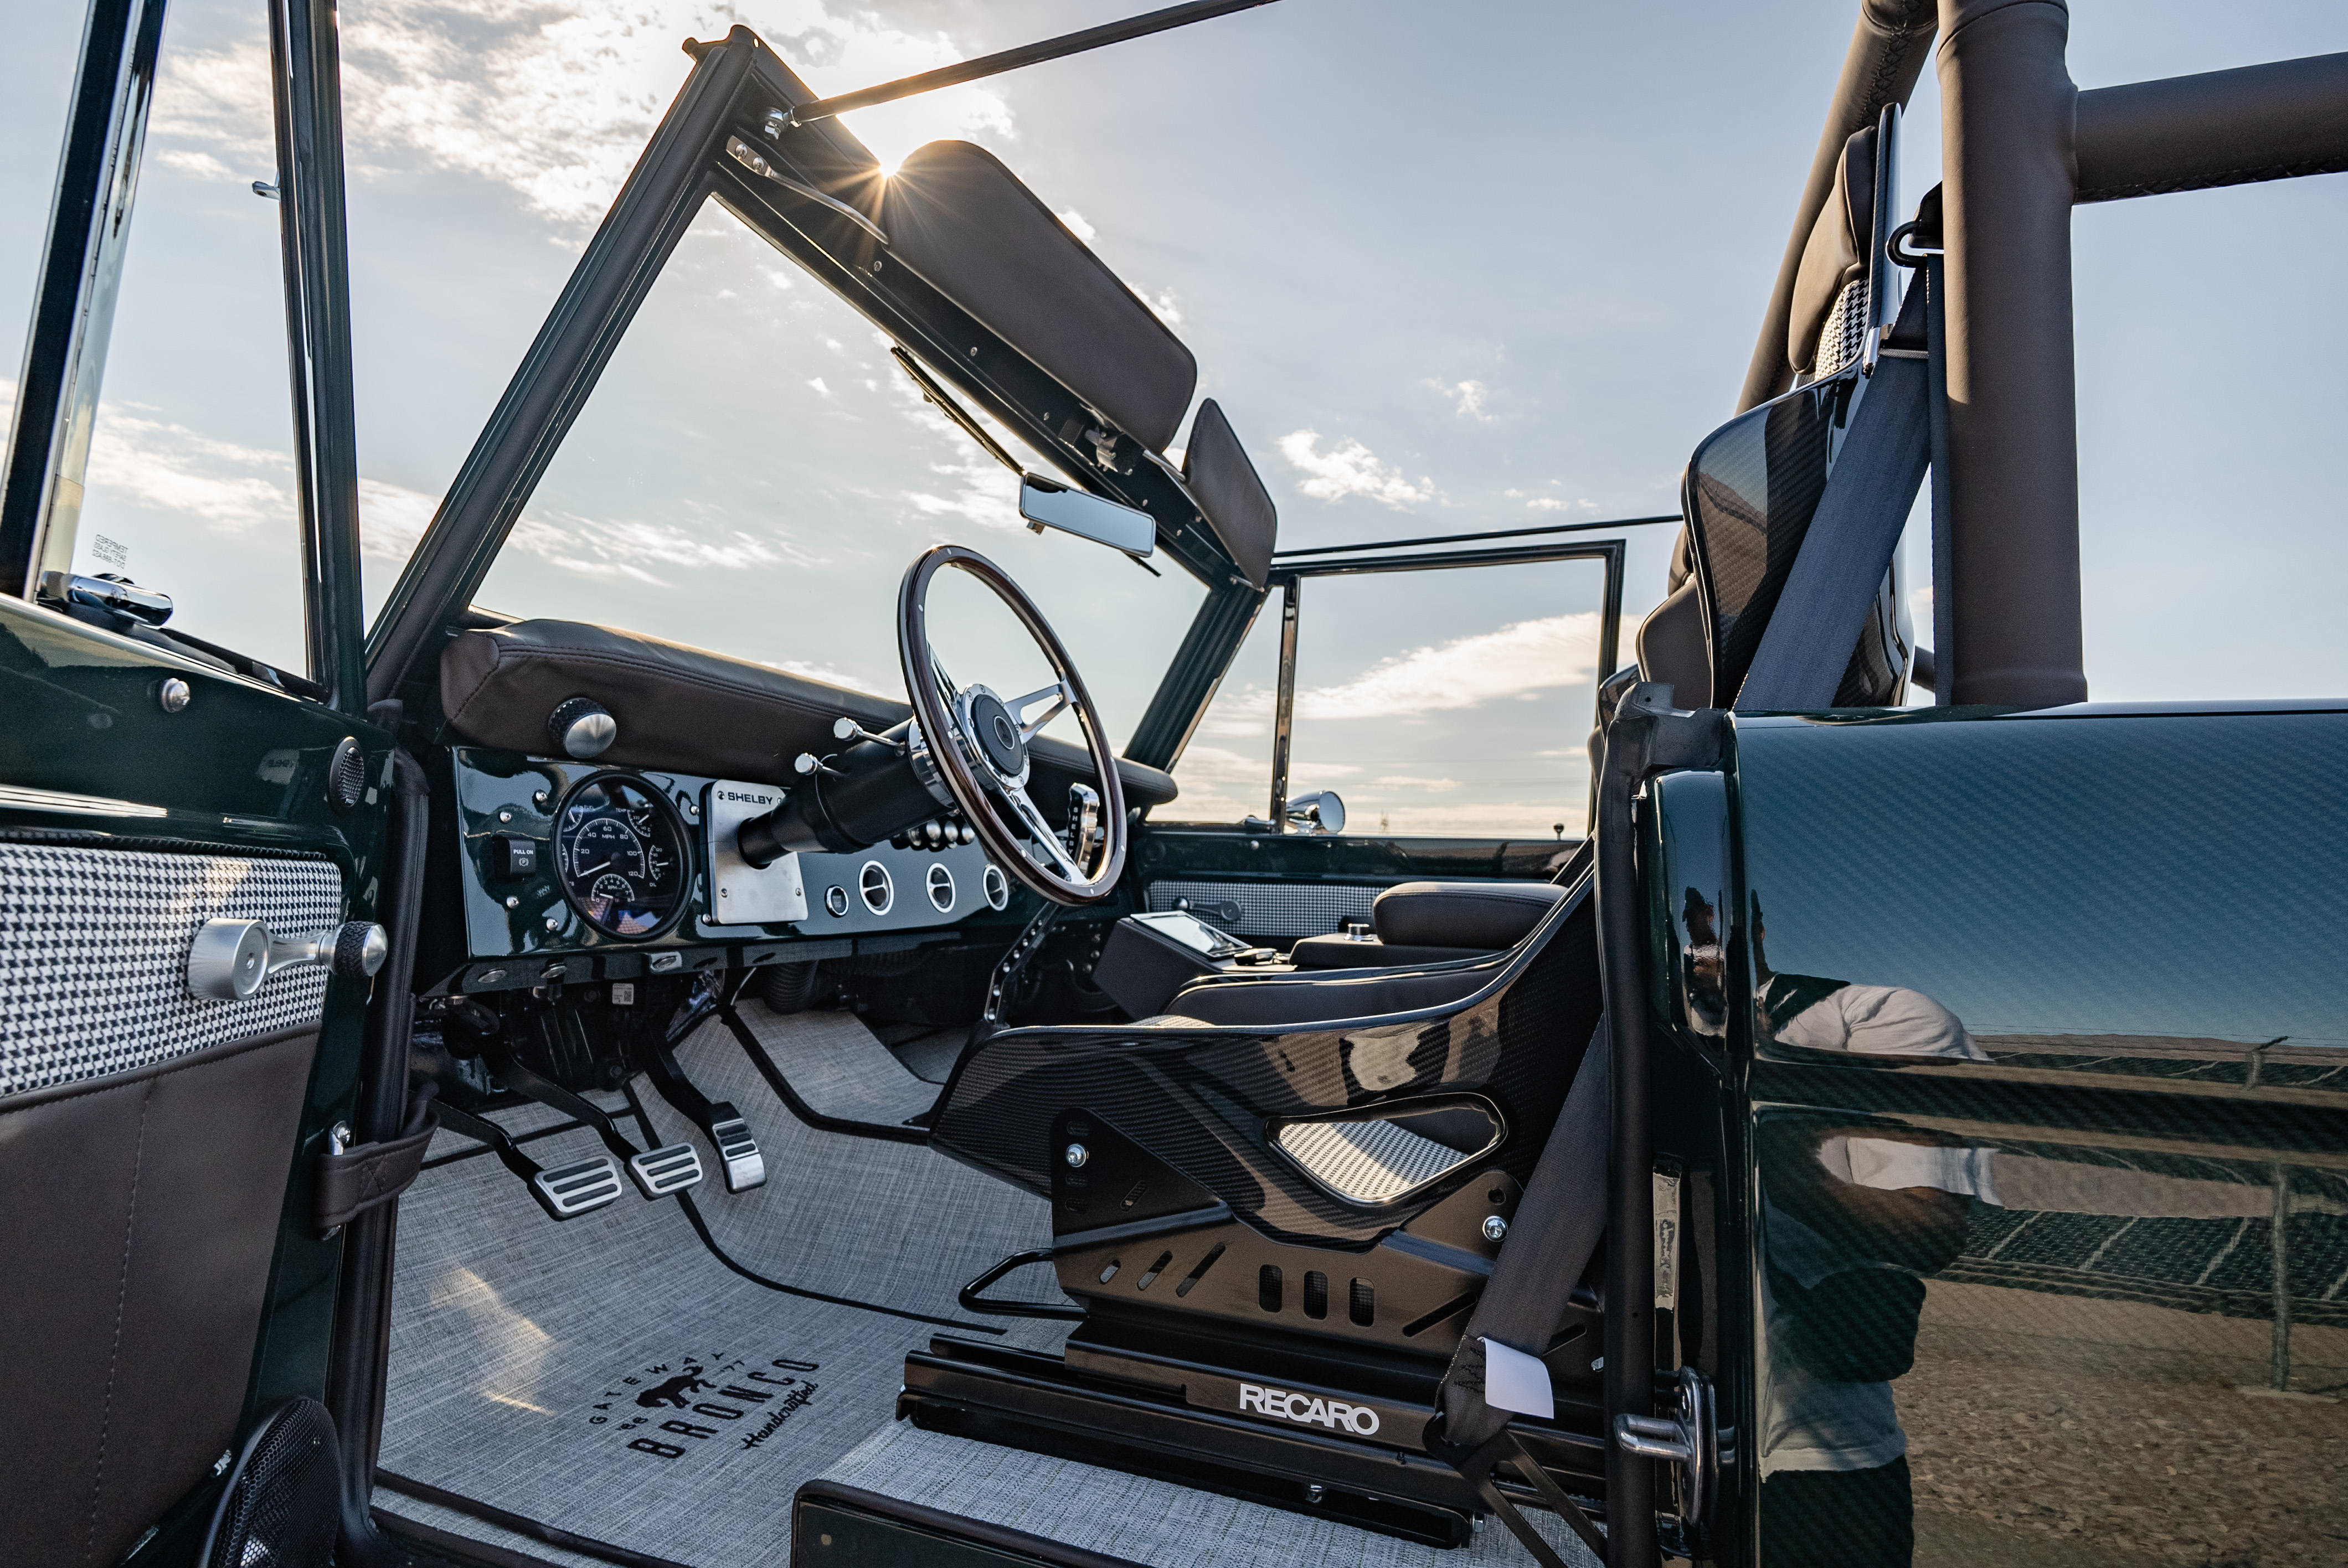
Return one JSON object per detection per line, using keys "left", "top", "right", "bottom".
{"left": 857, "top": 860, "right": 893, "bottom": 915}
{"left": 925, "top": 862, "right": 955, "bottom": 912}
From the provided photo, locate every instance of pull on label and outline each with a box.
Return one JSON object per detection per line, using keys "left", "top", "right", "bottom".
{"left": 1655, "top": 1169, "right": 1682, "bottom": 1312}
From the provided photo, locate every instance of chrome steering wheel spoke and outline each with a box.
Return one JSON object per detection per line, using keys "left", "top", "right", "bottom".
{"left": 997, "top": 777, "right": 1090, "bottom": 882}
{"left": 1005, "top": 680, "right": 1072, "bottom": 742}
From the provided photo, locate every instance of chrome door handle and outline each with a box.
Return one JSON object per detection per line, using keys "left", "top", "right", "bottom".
{"left": 188, "top": 918, "right": 388, "bottom": 1000}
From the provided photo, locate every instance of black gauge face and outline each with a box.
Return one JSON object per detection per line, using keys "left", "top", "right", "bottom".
{"left": 554, "top": 775, "right": 688, "bottom": 939}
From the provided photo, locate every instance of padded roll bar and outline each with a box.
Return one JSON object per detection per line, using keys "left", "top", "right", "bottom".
{"left": 1937, "top": 0, "right": 2086, "bottom": 708}
{"left": 2075, "top": 53, "right": 2348, "bottom": 204}
{"left": 1736, "top": 0, "right": 1938, "bottom": 415}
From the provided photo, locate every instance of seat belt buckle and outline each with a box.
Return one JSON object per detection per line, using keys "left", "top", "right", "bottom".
{"left": 706, "top": 1113, "right": 766, "bottom": 1192}
{"left": 627, "top": 1142, "right": 706, "bottom": 1199}
{"left": 531, "top": 1154, "right": 625, "bottom": 1219}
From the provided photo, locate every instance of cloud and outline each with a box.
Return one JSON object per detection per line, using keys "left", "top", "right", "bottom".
{"left": 83, "top": 408, "right": 294, "bottom": 532}
{"left": 1140, "top": 287, "right": 1183, "bottom": 328}
{"left": 141, "top": 2, "right": 1016, "bottom": 228}
{"left": 1295, "top": 612, "right": 1601, "bottom": 719}
{"left": 1276, "top": 430, "right": 1437, "bottom": 508}
{"left": 504, "top": 509, "right": 796, "bottom": 586}
{"left": 1525, "top": 497, "right": 1569, "bottom": 512}
{"left": 807, "top": 376, "right": 832, "bottom": 396}
{"left": 1429, "top": 378, "right": 1494, "bottom": 422}
{"left": 1054, "top": 208, "right": 1096, "bottom": 244}
{"left": 358, "top": 478, "right": 440, "bottom": 562}
{"left": 1372, "top": 775, "right": 1464, "bottom": 792}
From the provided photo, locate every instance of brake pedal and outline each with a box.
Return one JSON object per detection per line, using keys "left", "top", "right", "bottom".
{"left": 628, "top": 1141, "right": 706, "bottom": 1199}
{"left": 706, "top": 1115, "right": 766, "bottom": 1192}
{"left": 531, "top": 1154, "right": 625, "bottom": 1220}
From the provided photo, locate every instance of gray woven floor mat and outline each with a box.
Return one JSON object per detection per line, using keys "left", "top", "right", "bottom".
{"left": 382, "top": 1030, "right": 1580, "bottom": 1567}
{"left": 820, "top": 1420, "right": 1602, "bottom": 1567}
{"left": 637, "top": 1017, "right": 1067, "bottom": 1312}
{"left": 727, "top": 1005, "right": 938, "bottom": 1126}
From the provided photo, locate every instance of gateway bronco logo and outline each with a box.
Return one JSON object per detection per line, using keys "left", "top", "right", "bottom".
{"left": 1237, "top": 1383, "right": 1381, "bottom": 1436}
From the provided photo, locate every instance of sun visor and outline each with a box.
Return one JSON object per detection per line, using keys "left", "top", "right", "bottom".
{"left": 1182, "top": 400, "right": 1276, "bottom": 589}
{"left": 881, "top": 141, "right": 1197, "bottom": 452}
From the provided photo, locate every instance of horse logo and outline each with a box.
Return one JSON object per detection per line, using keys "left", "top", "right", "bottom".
{"left": 635, "top": 1365, "right": 711, "bottom": 1409}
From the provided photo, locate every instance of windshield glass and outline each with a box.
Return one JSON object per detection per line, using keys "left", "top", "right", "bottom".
{"left": 473, "top": 200, "right": 1203, "bottom": 749}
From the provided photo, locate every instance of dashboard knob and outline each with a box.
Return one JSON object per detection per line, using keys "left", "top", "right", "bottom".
{"left": 547, "top": 697, "right": 616, "bottom": 760}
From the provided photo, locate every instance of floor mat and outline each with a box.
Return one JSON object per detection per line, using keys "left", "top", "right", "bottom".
{"left": 727, "top": 1005, "right": 938, "bottom": 1126}
{"left": 820, "top": 1420, "right": 1603, "bottom": 1568}
{"left": 637, "top": 1016, "right": 1066, "bottom": 1313}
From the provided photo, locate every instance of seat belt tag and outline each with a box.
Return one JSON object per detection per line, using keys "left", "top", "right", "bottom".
{"left": 1480, "top": 1338, "right": 1555, "bottom": 1419}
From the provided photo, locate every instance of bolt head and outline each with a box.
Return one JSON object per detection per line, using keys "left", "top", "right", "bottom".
{"left": 1481, "top": 1214, "right": 1509, "bottom": 1242}
{"left": 543, "top": 914, "right": 561, "bottom": 931}
{"left": 1064, "top": 1143, "right": 1089, "bottom": 1168}
{"left": 157, "top": 677, "right": 191, "bottom": 713}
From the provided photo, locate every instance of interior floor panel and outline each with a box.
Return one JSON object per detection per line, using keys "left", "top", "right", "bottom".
{"left": 816, "top": 1422, "right": 1599, "bottom": 1568}
{"left": 636, "top": 1013, "right": 1063, "bottom": 1313}
{"left": 380, "top": 1014, "right": 1598, "bottom": 1566}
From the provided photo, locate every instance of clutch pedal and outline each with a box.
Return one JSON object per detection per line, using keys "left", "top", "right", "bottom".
{"left": 531, "top": 1154, "right": 626, "bottom": 1219}
{"left": 627, "top": 1141, "right": 706, "bottom": 1199}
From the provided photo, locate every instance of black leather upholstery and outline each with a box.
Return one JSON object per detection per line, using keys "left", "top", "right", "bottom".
{"left": 1163, "top": 961, "right": 1494, "bottom": 1027}
{"left": 1288, "top": 935, "right": 1489, "bottom": 970}
{"left": 1371, "top": 880, "right": 1568, "bottom": 950}
{"left": 440, "top": 618, "right": 1178, "bottom": 809}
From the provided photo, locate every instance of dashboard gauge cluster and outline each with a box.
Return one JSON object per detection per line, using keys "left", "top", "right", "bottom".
{"left": 441, "top": 750, "right": 1022, "bottom": 987}
{"left": 554, "top": 773, "right": 689, "bottom": 938}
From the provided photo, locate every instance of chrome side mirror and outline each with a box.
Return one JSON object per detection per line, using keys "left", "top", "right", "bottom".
{"left": 1019, "top": 474, "right": 1155, "bottom": 558}
{"left": 1283, "top": 790, "right": 1345, "bottom": 835}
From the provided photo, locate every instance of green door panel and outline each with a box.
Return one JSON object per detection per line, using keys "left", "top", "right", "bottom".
{"left": 1672, "top": 706, "right": 2348, "bottom": 1568}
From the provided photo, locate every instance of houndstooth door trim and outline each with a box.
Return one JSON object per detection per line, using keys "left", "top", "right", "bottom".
{"left": 0, "top": 842, "right": 344, "bottom": 1097}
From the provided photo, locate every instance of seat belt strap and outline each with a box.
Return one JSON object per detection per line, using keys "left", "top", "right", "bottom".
{"left": 1925, "top": 252, "right": 1954, "bottom": 704}
{"left": 1427, "top": 1018, "right": 1614, "bottom": 1563}
{"left": 1734, "top": 277, "right": 1933, "bottom": 712}
{"left": 1435, "top": 1020, "right": 1611, "bottom": 1450}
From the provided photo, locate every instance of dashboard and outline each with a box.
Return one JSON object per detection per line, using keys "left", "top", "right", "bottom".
{"left": 427, "top": 747, "right": 1013, "bottom": 996}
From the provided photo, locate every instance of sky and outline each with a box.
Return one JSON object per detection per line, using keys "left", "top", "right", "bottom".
{"left": 3, "top": 0, "right": 2345, "bottom": 837}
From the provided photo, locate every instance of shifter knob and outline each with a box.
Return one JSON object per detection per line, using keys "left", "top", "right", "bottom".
{"left": 547, "top": 696, "right": 617, "bottom": 760}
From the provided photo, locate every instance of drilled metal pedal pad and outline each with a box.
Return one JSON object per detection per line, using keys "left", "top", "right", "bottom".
{"left": 628, "top": 1141, "right": 705, "bottom": 1199}
{"left": 707, "top": 1116, "right": 765, "bottom": 1192}
{"left": 531, "top": 1155, "right": 624, "bottom": 1220}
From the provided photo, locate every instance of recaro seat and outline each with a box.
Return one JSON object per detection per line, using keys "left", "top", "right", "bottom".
{"left": 1288, "top": 880, "right": 1567, "bottom": 971}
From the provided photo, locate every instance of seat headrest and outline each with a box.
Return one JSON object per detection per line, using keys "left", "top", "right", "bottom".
{"left": 1786, "top": 125, "right": 1880, "bottom": 376}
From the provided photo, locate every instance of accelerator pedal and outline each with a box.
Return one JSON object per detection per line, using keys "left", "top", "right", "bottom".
{"left": 645, "top": 1032, "right": 767, "bottom": 1193}
{"left": 706, "top": 1114, "right": 766, "bottom": 1192}
{"left": 629, "top": 1141, "right": 706, "bottom": 1199}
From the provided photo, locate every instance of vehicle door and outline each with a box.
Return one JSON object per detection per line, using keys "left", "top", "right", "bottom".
{"left": 0, "top": 3, "right": 399, "bottom": 1561}
{"left": 1137, "top": 529, "right": 1649, "bottom": 949}
{"left": 1642, "top": 706, "right": 2348, "bottom": 1567}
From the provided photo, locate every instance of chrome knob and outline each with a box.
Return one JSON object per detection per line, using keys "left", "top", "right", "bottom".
{"left": 1064, "top": 1143, "right": 1089, "bottom": 1168}
{"left": 188, "top": 919, "right": 388, "bottom": 1000}
{"left": 547, "top": 696, "right": 616, "bottom": 760}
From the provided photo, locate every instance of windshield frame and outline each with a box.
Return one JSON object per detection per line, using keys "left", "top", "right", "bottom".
{"left": 362, "top": 24, "right": 1259, "bottom": 767}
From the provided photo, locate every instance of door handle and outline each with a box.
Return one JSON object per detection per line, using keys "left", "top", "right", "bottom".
{"left": 188, "top": 917, "right": 388, "bottom": 1000}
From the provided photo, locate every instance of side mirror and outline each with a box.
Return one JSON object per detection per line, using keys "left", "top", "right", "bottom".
{"left": 1283, "top": 791, "right": 1345, "bottom": 835}
{"left": 1019, "top": 474, "right": 1155, "bottom": 558}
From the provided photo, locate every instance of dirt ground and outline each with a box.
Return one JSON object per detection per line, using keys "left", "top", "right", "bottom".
{"left": 1896, "top": 1282, "right": 2348, "bottom": 1566}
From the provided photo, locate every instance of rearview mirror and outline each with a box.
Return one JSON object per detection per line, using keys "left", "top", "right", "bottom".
{"left": 1019, "top": 474, "right": 1155, "bottom": 558}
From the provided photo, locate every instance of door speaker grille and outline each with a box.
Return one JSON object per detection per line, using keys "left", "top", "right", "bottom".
{"left": 200, "top": 1397, "right": 340, "bottom": 1568}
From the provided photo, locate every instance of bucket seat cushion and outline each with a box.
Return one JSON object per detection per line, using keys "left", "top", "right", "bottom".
{"left": 1288, "top": 879, "right": 1567, "bottom": 971}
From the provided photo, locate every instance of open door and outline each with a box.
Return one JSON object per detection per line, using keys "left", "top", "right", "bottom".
{"left": 0, "top": 3, "right": 402, "bottom": 1561}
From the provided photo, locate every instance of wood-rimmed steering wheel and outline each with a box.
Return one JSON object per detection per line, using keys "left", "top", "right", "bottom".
{"left": 897, "top": 544, "right": 1127, "bottom": 906}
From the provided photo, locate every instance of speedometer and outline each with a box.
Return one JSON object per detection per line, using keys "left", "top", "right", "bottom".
{"left": 554, "top": 774, "right": 690, "bottom": 939}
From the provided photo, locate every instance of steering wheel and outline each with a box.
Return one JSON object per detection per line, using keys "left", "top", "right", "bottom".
{"left": 897, "top": 544, "right": 1127, "bottom": 905}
